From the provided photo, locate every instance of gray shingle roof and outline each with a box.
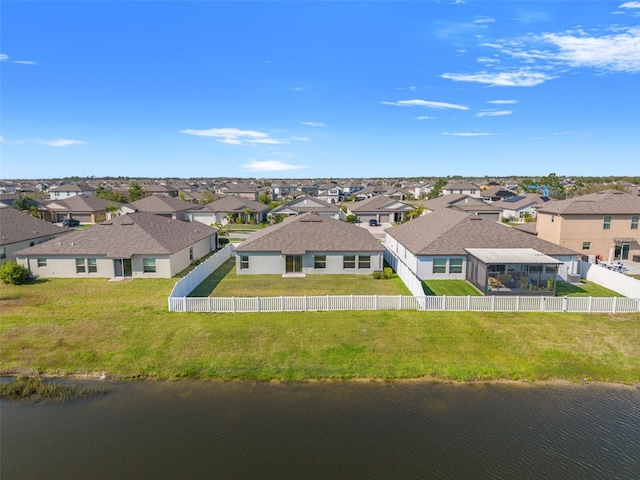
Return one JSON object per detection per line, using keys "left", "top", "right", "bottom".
{"left": 15, "top": 212, "right": 217, "bottom": 259}
{"left": 537, "top": 190, "right": 640, "bottom": 215}
{"left": 270, "top": 196, "right": 339, "bottom": 214}
{"left": 235, "top": 212, "right": 383, "bottom": 255}
{"left": 0, "top": 208, "right": 70, "bottom": 246}
{"left": 385, "top": 209, "right": 577, "bottom": 256}
{"left": 201, "top": 196, "right": 269, "bottom": 213}
{"left": 349, "top": 195, "right": 415, "bottom": 213}
{"left": 41, "top": 195, "right": 122, "bottom": 213}
{"left": 130, "top": 195, "right": 200, "bottom": 214}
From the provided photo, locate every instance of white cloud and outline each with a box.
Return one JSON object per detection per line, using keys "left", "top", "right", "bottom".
{"left": 487, "top": 100, "right": 518, "bottom": 104}
{"left": 620, "top": 1, "right": 640, "bottom": 8}
{"left": 473, "top": 17, "right": 496, "bottom": 24}
{"left": 300, "top": 121, "right": 327, "bottom": 127}
{"left": 294, "top": 86, "right": 305, "bottom": 91}
{"left": 381, "top": 99, "right": 469, "bottom": 110}
{"left": 180, "top": 127, "right": 286, "bottom": 145}
{"left": 291, "top": 136, "right": 310, "bottom": 142}
{"left": 13, "top": 60, "right": 38, "bottom": 65}
{"left": 441, "top": 70, "right": 554, "bottom": 86}
{"left": 442, "top": 132, "right": 496, "bottom": 136}
{"left": 539, "top": 27, "right": 640, "bottom": 73}
{"left": 36, "top": 138, "right": 85, "bottom": 147}
{"left": 476, "top": 110, "right": 513, "bottom": 117}
{"left": 240, "top": 159, "right": 308, "bottom": 172}
{"left": 477, "top": 56, "right": 500, "bottom": 64}
{"left": 0, "top": 54, "right": 8, "bottom": 61}
{"left": 414, "top": 116, "right": 435, "bottom": 120}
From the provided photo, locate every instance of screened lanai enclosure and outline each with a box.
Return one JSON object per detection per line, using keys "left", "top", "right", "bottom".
{"left": 465, "top": 248, "right": 561, "bottom": 296}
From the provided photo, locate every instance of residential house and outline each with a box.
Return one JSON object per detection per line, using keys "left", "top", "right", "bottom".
{"left": 441, "top": 181, "right": 481, "bottom": 198}
{"left": 234, "top": 212, "right": 384, "bottom": 275}
{"left": 536, "top": 190, "right": 640, "bottom": 262}
{"left": 422, "top": 194, "right": 502, "bottom": 221}
{"left": 38, "top": 195, "right": 124, "bottom": 224}
{"left": 269, "top": 196, "right": 342, "bottom": 219}
{"left": 316, "top": 183, "right": 345, "bottom": 204}
{"left": 188, "top": 196, "right": 269, "bottom": 226}
{"left": 49, "top": 182, "right": 95, "bottom": 200}
{"left": 347, "top": 195, "right": 416, "bottom": 225}
{"left": 413, "top": 182, "right": 432, "bottom": 199}
{"left": 354, "top": 185, "right": 387, "bottom": 201}
{"left": 299, "top": 184, "right": 319, "bottom": 197}
{"left": 496, "top": 194, "right": 554, "bottom": 222}
{"left": 270, "top": 182, "right": 298, "bottom": 199}
{"left": 16, "top": 212, "right": 218, "bottom": 279}
{"left": 0, "top": 208, "right": 70, "bottom": 264}
{"left": 144, "top": 184, "right": 179, "bottom": 197}
{"left": 385, "top": 208, "right": 579, "bottom": 295}
{"left": 480, "top": 186, "right": 517, "bottom": 203}
{"left": 218, "top": 183, "right": 258, "bottom": 200}
{"left": 130, "top": 195, "right": 201, "bottom": 221}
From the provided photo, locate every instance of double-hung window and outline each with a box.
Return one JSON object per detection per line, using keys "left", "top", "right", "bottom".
{"left": 632, "top": 216, "right": 639, "bottom": 230}
{"left": 343, "top": 256, "right": 356, "bottom": 269}
{"left": 603, "top": 216, "right": 611, "bottom": 230}
{"left": 358, "top": 255, "right": 371, "bottom": 269}
{"left": 240, "top": 255, "right": 249, "bottom": 270}
{"left": 76, "top": 258, "right": 86, "bottom": 274}
{"left": 433, "top": 258, "right": 446, "bottom": 274}
{"left": 314, "top": 255, "right": 326, "bottom": 269}
{"left": 143, "top": 258, "right": 156, "bottom": 273}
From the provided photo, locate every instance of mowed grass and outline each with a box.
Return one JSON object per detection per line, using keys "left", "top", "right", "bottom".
{"left": 423, "top": 280, "right": 482, "bottom": 296}
{"left": 190, "top": 259, "right": 411, "bottom": 297}
{"left": 1, "top": 278, "right": 639, "bottom": 383}
{"left": 555, "top": 280, "right": 622, "bottom": 297}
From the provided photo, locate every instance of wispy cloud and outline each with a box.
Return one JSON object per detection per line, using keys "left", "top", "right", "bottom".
{"left": 415, "top": 116, "right": 435, "bottom": 120}
{"left": 442, "top": 132, "right": 496, "bottom": 136}
{"left": 441, "top": 70, "right": 553, "bottom": 87}
{"left": 487, "top": 100, "right": 518, "bottom": 104}
{"left": 473, "top": 17, "right": 496, "bottom": 24}
{"left": 240, "top": 159, "right": 308, "bottom": 172}
{"left": 619, "top": 1, "right": 640, "bottom": 8}
{"left": 0, "top": 53, "right": 38, "bottom": 65}
{"left": 37, "top": 138, "right": 85, "bottom": 147}
{"left": 476, "top": 110, "right": 513, "bottom": 117}
{"left": 299, "top": 121, "right": 327, "bottom": 127}
{"left": 291, "top": 136, "right": 310, "bottom": 142}
{"left": 180, "top": 127, "right": 287, "bottom": 145}
{"left": 381, "top": 99, "right": 469, "bottom": 110}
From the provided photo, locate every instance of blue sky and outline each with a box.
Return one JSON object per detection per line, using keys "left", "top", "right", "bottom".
{"left": 1, "top": 1, "right": 639, "bottom": 179}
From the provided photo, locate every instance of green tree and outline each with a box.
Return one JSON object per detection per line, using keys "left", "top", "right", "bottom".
{"left": 94, "top": 186, "right": 126, "bottom": 203}
{"left": 128, "top": 182, "right": 146, "bottom": 202}
{"left": 427, "top": 178, "right": 446, "bottom": 199}
{"left": 12, "top": 193, "right": 36, "bottom": 211}
{"left": 258, "top": 191, "right": 272, "bottom": 205}
{"left": 0, "top": 261, "right": 30, "bottom": 285}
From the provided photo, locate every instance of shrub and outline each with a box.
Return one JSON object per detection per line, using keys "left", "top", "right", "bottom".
{"left": 0, "top": 261, "right": 30, "bottom": 285}
{"left": 372, "top": 271, "right": 383, "bottom": 279}
{"left": 346, "top": 214, "right": 357, "bottom": 223}
{"left": 383, "top": 267, "right": 393, "bottom": 279}
{"left": 219, "top": 238, "right": 230, "bottom": 246}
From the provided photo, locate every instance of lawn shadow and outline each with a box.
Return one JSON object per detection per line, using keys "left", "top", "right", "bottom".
{"left": 555, "top": 281, "right": 587, "bottom": 296}
{"left": 421, "top": 282, "right": 436, "bottom": 296}
{"left": 188, "top": 258, "right": 235, "bottom": 297}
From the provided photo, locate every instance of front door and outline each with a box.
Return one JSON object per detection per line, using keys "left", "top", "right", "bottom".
{"left": 285, "top": 255, "right": 302, "bottom": 273}
{"left": 620, "top": 243, "right": 630, "bottom": 260}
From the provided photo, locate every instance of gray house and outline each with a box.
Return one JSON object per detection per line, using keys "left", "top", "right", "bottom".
{"left": 16, "top": 212, "right": 218, "bottom": 278}
{"left": 347, "top": 195, "right": 416, "bottom": 225}
{"left": 385, "top": 208, "right": 580, "bottom": 295}
{"left": 0, "top": 208, "right": 70, "bottom": 264}
{"left": 269, "top": 196, "right": 342, "bottom": 219}
{"left": 234, "top": 212, "right": 384, "bottom": 276}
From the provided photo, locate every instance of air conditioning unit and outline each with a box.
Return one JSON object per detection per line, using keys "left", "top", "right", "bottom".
{"left": 567, "top": 274, "right": 581, "bottom": 283}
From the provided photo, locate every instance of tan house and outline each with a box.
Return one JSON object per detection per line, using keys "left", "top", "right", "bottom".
{"left": 38, "top": 195, "right": 123, "bottom": 224}
{"left": 536, "top": 190, "right": 640, "bottom": 263}
{"left": 16, "top": 212, "right": 218, "bottom": 278}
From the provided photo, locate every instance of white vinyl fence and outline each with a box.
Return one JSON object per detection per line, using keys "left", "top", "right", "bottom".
{"left": 169, "top": 244, "right": 234, "bottom": 299}
{"left": 579, "top": 260, "right": 640, "bottom": 298}
{"left": 167, "top": 244, "right": 640, "bottom": 313}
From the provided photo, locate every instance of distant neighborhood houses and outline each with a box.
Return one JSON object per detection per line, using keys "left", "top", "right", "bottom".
{"left": 1, "top": 176, "right": 639, "bottom": 291}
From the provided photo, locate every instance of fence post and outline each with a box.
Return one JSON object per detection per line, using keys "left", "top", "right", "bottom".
{"left": 351, "top": 294, "right": 354, "bottom": 310}
{"left": 398, "top": 295, "right": 402, "bottom": 310}
{"left": 281, "top": 295, "right": 284, "bottom": 311}
{"left": 612, "top": 296, "right": 618, "bottom": 313}
{"left": 562, "top": 296, "right": 568, "bottom": 312}
{"left": 232, "top": 296, "right": 236, "bottom": 313}
{"left": 491, "top": 295, "right": 495, "bottom": 312}
{"left": 540, "top": 296, "right": 545, "bottom": 311}
{"left": 256, "top": 296, "right": 260, "bottom": 313}
{"left": 183, "top": 297, "right": 187, "bottom": 312}
{"left": 442, "top": 295, "right": 446, "bottom": 311}
{"left": 304, "top": 295, "right": 308, "bottom": 311}
{"left": 327, "top": 295, "right": 330, "bottom": 311}
{"left": 209, "top": 296, "right": 213, "bottom": 313}
{"left": 375, "top": 294, "right": 378, "bottom": 310}
{"left": 516, "top": 295, "right": 520, "bottom": 312}
{"left": 588, "top": 296, "right": 593, "bottom": 313}
{"left": 467, "top": 295, "right": 471, "bottom": 311}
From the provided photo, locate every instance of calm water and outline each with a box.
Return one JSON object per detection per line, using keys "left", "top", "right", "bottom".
{"left": 1, "top": 380, "right": 639, "bottom": 479}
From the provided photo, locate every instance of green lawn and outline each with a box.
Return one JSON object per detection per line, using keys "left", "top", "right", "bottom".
{"left": 190, "top": 259, "right": 411, "bottom": 297}
{"left": 1, "top": 278, "right": 639, "bottom": 383}
{"left": 555, "top": 280, "right": 622, "bottom": 297}
{"left": 422, "top": 280, "right": 482, "bottom": 296}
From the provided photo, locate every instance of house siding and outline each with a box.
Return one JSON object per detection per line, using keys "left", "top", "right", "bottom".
{"left": 236, "top": 251, "right": 383, "bottom": 275}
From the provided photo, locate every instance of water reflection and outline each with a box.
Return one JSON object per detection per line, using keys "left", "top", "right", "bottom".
{"left": 2, "top": 380, "right": 639, "bottom": 479}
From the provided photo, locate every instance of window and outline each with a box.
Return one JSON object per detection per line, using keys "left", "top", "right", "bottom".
{"left": 76, "top": 258, "right": 86, "bottom": 273}
{"left": 314, "top": 255, "right": 326, "bottom": 269}
{"left": 433, "top": 258, "right": 446, "bottom": 274}
{"left": 240, "top": 255, "right": 249, "bottom": 270}
{"left": 582, "top": 242, "right": 591, "bottom": 250}
{"left": 0, "top": 247, "right": 5, "bottom": 260}
{"left": 449, "top": 258, "right": 463, "bottom": 274}
{"left": 358, "top": 255, "right": 371, "bottom": 269}
{"left": 143, "top": 258, "right": 156, "bottom": 273}
{"left": 88, "top": 258, "right": 97, "bottom": 273}
{"left": 603, "top": 216, "right": 611, "bottom": 230}
{"left": 632, "top": 216, "right": 639, "bottom": 230}
{"left": 37, "top": 258, "right": 47, "bottom": 268}
{"left": 551, "top": 215, "right": 555, "bottom": 223}
{"left": 343, "top": 255, "right": 356, "bottom": 269}
{"left": 189, "top": 247, "right": 194, "bottom": 262}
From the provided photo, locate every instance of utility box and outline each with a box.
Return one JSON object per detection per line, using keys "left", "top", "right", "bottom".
{"left": 567, "top": 274, "right": 581, "bottom": 283}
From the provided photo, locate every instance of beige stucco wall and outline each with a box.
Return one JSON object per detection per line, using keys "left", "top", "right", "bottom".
{"left": 1, "top": 233, "right": 68, "bottom": 264}
{"left": 537, "top": 213, "right": 639, "bottom": 259}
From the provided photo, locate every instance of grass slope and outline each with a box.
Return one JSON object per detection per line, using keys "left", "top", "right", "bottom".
{"left": 1, "top": 278, "right": 639, "bottom": 383}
